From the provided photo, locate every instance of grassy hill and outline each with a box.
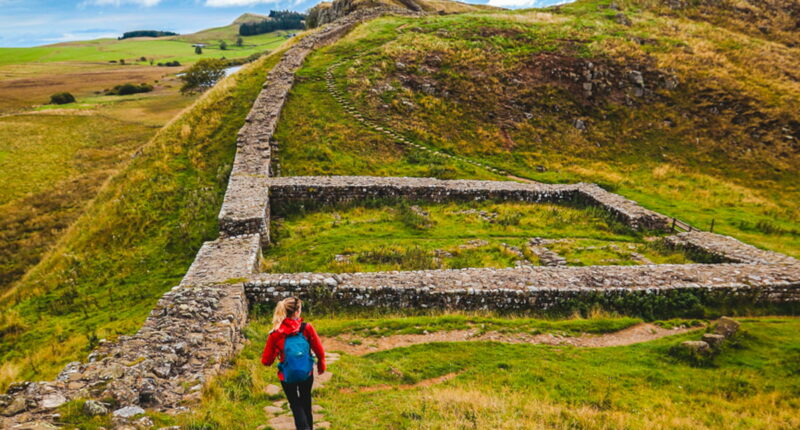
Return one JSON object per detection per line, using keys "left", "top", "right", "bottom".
{"left": 2, "top": 0, "right": 800, "bottom": 424}
{"left": 0, "top": 18, "right": 295, "bottom": 296}
{"left": 277, "top": 0, "right": 800, "bottom": 257}
{"left": 0, "top": 38, "right": 291, "bottom": 390}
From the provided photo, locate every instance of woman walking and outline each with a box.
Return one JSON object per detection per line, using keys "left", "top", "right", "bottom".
{"left": 261, "top": 297, "right": 326, "bottom": 430}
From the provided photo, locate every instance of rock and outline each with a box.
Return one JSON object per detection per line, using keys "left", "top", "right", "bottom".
{"left": 113, "top": 405, "right": 146, "bottom": 418}
{"left": 1, "top": 395, "right": 28, "bottom": 416}
{"left": 135, "top": 416, "right": 155, "bottom": 429}
{"left": 83, "top": 399, "right": 109, "bottom": 416}
{"left": 680, "top": 340, "right": 711, "bottom": 356}
{"left": 312, "top": 404, "right": 324, "bottom": 412}
{"left": 629, "top": 70, "right": 644, "bottom": 87}
{"left": 265, "top": 384, "right": 282, "bottom": 396}
{"left": 316, "top": 421, "right": 331, "bottom": 429}
{"left": 702, "top": 333, "right": 726, "bottom": 349}
{"left": 573, "top": 119, "right": 586, "bottom": 130}
{"left": 99, "top": 363, "right": 125, "bottom": 380}
{"left": 13, "top": 422, "right": 59, "bottom": 430}
{"left": 714, "top": 317, "right": 740, "bottom": 338}
{"left": 264, "top": 405, "right": 284, "bottom": 415}
{"left": 40, "top": 392, "right": 67, "bottom": 409}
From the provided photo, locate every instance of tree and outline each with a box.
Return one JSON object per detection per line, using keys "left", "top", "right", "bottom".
{"left": 179, "top": 58, "right": 227, "bottom": 94}
{"left": 195, "top": 45, "right": 203, "bottom": 55}
{"left": 50, "top": 92, "right": 75, "bottom": 105}
{"left": 236, "top": 36, "right": 243, "bottom": 47}
{"left": 219, "top": 40, "right": 228, "bottom": 50}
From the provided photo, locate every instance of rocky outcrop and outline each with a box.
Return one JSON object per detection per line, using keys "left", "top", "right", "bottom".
{"left": 306, "top": 0, "right": 422, "bottom": 29}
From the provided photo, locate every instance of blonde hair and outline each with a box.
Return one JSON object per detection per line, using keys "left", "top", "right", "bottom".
{"left": 271, "top": 297, "right": 302, "bottom": 332}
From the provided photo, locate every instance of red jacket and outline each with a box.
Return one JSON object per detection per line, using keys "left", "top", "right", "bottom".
{"left": 261, "top": 318, "right": 326, "bottom": 381}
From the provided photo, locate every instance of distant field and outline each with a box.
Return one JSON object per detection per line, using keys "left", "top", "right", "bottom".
{"left": 0, "top": 29, "right": 290, "bottom": 67}
{"left": 0, "top": 29, "right": 290, "bottom": 112}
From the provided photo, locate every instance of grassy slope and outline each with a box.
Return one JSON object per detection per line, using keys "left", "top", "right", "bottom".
{"left": 265, "top": 200, "right": 693, "bottom": 273}
{"left": 276, "top": 1, "right": 800, "bottom": 257}
{"left": 0, "top": 44, "right": 288, "bottom": 390}
{"left": 0, "top": 24, "right": 287, "bottom": 295}
{"left": 166, "top": 316, "right": 800, "bottom": 429}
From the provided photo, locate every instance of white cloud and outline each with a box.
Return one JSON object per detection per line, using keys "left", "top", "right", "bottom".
{"left": 83, "top": 0, "right": 163, "bottom": 6}
{"left": 204, "top": 0, "right": 280, "bottom": 6}
{"left": 486, "top": 0, "right": 571, "bottom": 8}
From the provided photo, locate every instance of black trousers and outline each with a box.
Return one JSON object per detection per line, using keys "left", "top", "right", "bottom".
{"left": 281, "top": 374, "right": 314, "bottom": 430}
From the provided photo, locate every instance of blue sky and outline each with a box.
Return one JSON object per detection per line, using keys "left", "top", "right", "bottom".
{"left": 0, "top": 0, "right": 567, "bottom": 47}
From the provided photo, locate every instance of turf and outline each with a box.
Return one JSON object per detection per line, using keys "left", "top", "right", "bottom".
{"left": 163, "top": 315, "right": 800, "bottom": 430}
{"left": 263, "top": 200, "right": 694, "bottom": 273}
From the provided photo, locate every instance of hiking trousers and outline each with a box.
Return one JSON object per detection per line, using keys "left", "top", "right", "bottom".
{"left": 281, "top": 374, "right": 314, "bottom": 430}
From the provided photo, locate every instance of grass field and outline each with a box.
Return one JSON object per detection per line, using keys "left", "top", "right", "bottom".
{"left": 275, "top": 3, "right": 800, "bottom": 257}
{"left": 263, "top": 200, "right": 693, "bottom": 273}
{"left": 129, "top": 314, "right": 800, "bottom": 430}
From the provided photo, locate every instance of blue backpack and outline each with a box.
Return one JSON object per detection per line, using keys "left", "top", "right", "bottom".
{"left": 279, "top": 322, "right": 314, "bottom": 383}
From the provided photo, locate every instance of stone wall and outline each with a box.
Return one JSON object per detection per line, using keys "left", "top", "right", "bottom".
{"left": 266, "top": 176, "right": 671, "bottom": 231}
{"left": 245, "top": 263, "right": 800, "bottom": 312}
{"left": 664, "top": 231, "right": 799, "bottom": 265}
{"left": 218, "top": 7, "right": 421, "bottom": 246}
{"left": 1, "top": 236, "right": 259, "bottom": 426}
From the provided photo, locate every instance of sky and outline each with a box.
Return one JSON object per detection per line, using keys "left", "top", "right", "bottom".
{"left": 0, "top": 0, "right": 569, "bottom": 47}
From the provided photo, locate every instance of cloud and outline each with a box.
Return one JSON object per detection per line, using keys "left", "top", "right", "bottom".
{"left": 486, "top": 0, "right": 571, "bottom": 8}
{"left": 83, "top": 0, "right": 163, "bottom": 6}
{"left": 204, "top": 0, "right": 280, "bottom": 6}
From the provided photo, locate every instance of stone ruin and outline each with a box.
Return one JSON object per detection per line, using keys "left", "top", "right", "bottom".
{"left": 2, "top": 5, "right": 799, "bottom": 429}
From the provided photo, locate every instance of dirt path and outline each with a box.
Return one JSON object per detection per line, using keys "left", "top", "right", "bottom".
{"left": 323, "top": 323, "right": 698, "bottom": 355}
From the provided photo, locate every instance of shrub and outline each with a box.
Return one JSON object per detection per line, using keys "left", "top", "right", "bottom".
{"left": 105, "top": 83, "right": 153, "bottom": 96}
{"left": 219, "top": 40, "right": 227, "bottom": 50}
{"left": 49, "top": 92, "right": 75, "bottom": 105}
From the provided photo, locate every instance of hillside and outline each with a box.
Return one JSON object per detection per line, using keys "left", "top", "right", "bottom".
{"left": 1, "top": 0, "right": 800, "bottom": 427}
{"left": 0, "top": 38, "right": 292, "bottom": 390}
{"left": 283, "top": 0, "right": 800, "bottom": 256}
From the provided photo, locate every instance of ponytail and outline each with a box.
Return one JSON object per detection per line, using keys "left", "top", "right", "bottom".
{"left": 271, "top": 297, "right": 301, "bottom": 332}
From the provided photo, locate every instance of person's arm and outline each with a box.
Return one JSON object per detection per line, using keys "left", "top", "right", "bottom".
{"left": 304, "top": 323, "right": 326, "bottom": 374}
{"left": 261, "top": 331, "right": 279, "bottom": 366}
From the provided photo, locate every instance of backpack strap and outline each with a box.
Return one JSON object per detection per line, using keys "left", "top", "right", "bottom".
{"left": 299, "top": 322, "right": 307, "bottom": 336}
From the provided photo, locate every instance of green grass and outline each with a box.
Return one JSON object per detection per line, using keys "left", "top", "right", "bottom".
{"left": 274, "top": 4, "right": 800, "bottom": 257}
{"left": 0, "top": 43, "right": 290, "bottom": 390}
{"left": 309, "top": 313, "right": 644, "bottom": 337}
{"left": 167, "top": 315, "right": 800, "bottom": 429}
{"left": 0, "top": 30, "right": 290, "bottom": 68}
{"left": 263, "top": 200, "right": 694, "bottom": 273}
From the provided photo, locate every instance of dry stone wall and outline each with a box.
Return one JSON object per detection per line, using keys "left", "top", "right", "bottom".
{"left": 665, "top": 231, "right": 799, "bottom": 265}
{"left": 266, "top": 176, "right": 672, "bottom": 231}
{"left": 245, "top": 263, "right": 800, "bottom": 312}
{"left": 218, "top": 6, "right": 421, "bottom": 245}
{"left": 1, "top": 236, "right": 259, "bottom": 426}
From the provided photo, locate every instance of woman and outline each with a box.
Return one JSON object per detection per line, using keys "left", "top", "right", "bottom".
{"left": 261, "top": 297, "right": 326, "bottom": 430}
